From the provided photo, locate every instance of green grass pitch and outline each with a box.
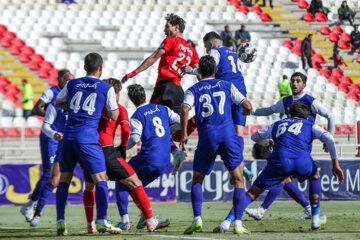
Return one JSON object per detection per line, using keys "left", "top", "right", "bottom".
{"left": 1, "top": 201, "right": 360, "bottom": 239}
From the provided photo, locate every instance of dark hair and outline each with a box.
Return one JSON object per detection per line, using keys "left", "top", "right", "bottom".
{"left": 103, "top": 78, "right": 122, "bottom": 93}
{"left": 252, "top": 143, "right": 270, "bottom": 159}
{"left": 203, "top": 31, "right": 221, "bottom": 43}
{"left": 291, "top": 72, "right": 307, "bottom": 84}
{"left": 289, "top": 101, "right": 310, "bottom": 119}
{"left": 84, "top": 52, "right": 103, "bottom": 73}
{"left": 165, "top": 13, "right": 186, "bottom": 33}
{"left": 58, "top": 69, "right": 70, "bottom": 81}
{"left": 22, "top": 79, "right": 27, "bottom": 83}
{"left": 307, "top": 34, "right": 313, "bottom": 38}
{"left": 199, "top": 55, "right": 216, "bottom": 78}
{"left": 127, "top": 84, "right": 146, "bottom": 106}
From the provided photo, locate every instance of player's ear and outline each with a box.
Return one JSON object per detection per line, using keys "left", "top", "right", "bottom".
{"left": 99, "top": 65, "right": 103, "bottom": 73}
{"left": 84, "top": 65, "right": 87, "bottom": 72}
{"left": 214, "top": 68, "right": 218, "bottom": 74}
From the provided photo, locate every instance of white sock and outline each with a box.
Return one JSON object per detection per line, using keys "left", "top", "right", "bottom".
{"left": 221, "top": 220, "right": 231, "bottom": 229}
{"left": 96, "top": 219, "right": 106, "bottom": 225}
{"left": 194, "top": 216, "right": 202, "bottom": 223}
{"left": 305, "top": 205, "right": 311, "bottom": 212}
{"left": 312, "top": 214, "right": 319, "bottom": 222}
{"left": 259, "top": 206, "right": 266, "bottom": 214}
{"left": 57, "top": 219, "right": 65, "bottom": 224}
{"left": 234, "top": 220, "right": 243, "bottom": 228}
{"left": 122, "top": 214, "right": 129, "bottom": 223}
{"left": 146, "top": 217, "right": 156, "bottom": 224}
{"left": 87, "top": 221, "right": 95, "bottom": 226}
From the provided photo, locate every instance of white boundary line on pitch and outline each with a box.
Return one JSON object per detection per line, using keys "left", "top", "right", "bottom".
{"left": 140, "top": 234, "right": 228, "bottom": 240}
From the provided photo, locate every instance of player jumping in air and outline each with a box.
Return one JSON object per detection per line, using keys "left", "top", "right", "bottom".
{"left": 55, "top": 53, "right": 121, "bottom": 235}
{"left": 180, "top": 55, "right": 252, "bottom": 235}
{"left": 224, "top": 101, "right": 343, "bottom": 232}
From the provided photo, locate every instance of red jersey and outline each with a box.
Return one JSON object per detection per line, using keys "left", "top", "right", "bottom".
{"left": 157, "top": 36, "right": 199, "bottom": 86}
{"left": 98, "top": 104, "right": 130, "bottom": 147}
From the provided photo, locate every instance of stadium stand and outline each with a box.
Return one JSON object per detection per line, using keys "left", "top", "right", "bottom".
{"left": 0, "top": 0, "right": 359, "bottom": 162}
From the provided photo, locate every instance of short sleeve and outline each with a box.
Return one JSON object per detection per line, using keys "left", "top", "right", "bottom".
{"left": 56, "top": 83, "right": 68, "bottom": 102}
{"left": 208, "top": 49, "right": 220, "bottom": 66}
{"left": 105, "top": 87, "right": 119, "bottom": 112}
{"left": 159, "top": 37, "right": 174, "bottom": 53}
{"left": 130, "top": 117, "right": 143, "bottom": 136}
{"left": 257, "top": 124, "right": 274, "bottom": 139}
{"left": 182, "top": 89, "right": 195, "bottom": 109}
{"left": 39, "top": 88, "right": 54, "bottom": 104}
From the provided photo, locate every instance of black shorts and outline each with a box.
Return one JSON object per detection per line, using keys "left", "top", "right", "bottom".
{"left": 83, "top": 146, "right": 135, "bottom": 183}
{"left": 150, "top": 79, "right": 184, "bottom": 114}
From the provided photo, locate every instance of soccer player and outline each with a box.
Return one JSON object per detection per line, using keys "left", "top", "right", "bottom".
{"left": 82, "top": 79, "right": 166, "bottom": 232}
{"left": 244, "top": 71, "right": 335, "bottom": 221}
{"left": 181, "top": 31, "right": 253, "bottom": 180}
{"left": 55, "top": 53, "right": 121, "bottom": 235}
{"left": 180, "top": 55, "right": 252, "bottom": 235}
{"left": 28, "top": 73, "right": 74, "bottom": 227}
{"left": 226, "top": 101, "right": 343, "bottom": 232}
{"left": 20, "top": 69, "right": 73, "bottom": 222}
{"left": 115, "top": 83, "right": 179, "bottom": 230}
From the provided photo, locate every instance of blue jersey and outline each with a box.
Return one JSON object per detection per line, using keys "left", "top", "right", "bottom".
{"left": 131, "top": 104, "right": 171, "bottom": 168}
{"left": 40, "top": 86, "right": 61, "bottom": 138}
{"left": 187, "top": 79, "right": 237, "bottom": 140}
{"left": 282, "top": 94, "right": 316, "bottom": 123}
{"left": 268, "top": 118, "right": 314, "bottom": 160}
{"left": 64, "top": 77, "right": 113, "bottom": 143}
{"left": 212, "top": 47, "right": 246, "bottom": 94}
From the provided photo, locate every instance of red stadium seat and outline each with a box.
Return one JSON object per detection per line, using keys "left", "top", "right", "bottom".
{"left": 338, "top": 83, "right": 350, "bottom": 93}
{"left": 341, "top": 76, "right": 353, "bottom": 85}
{"left": 25, "top": 128, "right": 35, "bottom": 138}
{"left": 291, "top": 46, "right": 301, "bottom": 56}
{"left": 320, "top": 68, "right": 331, "bottom": 78}
{"left": 315, "top": 12, "right": 327, "bottom": 22}
{"left": 33, "top": 127, "right": 42, "bottom": 137}
{"left": 47, "top": 76, "right": 58, "bottom": 86}
{"left": 0, "top": 25, "right": 7, "bottom": 35}
{"left": 29, "top": 61, "right": 41, "bottom": 71}
{"left": 252, "top": 6, "right": 263, "bottom": 15}
{"left": 357, "top": 54, "right": 360, "bottom": 63}
{"left": 10, "top": 45, "right": 21, "bottom": 55}
{"left": 292, "top": 0, "right": 299, "bottom": 2}
{"left": 329, "top": 32, "right": 339, "bottom": 42}
{"left": 340, "top": 125, "right": 354, "bottom": 135}
{"left": 31, "top": 53, "right": 44, "bottom": 64}
{"left": 332, "top": 26, "right": 343, "bottom": 35}
{"left": 251, "top": 125, "right": 262, "bottom": 135}
{"left": 0, "top": 128, "right": 6, "bottom": 138}
{"left": 21, "top": 46, "right": 34, "bottom": 55}
{"left": 298, "top": 0, "right": 310, "bottom": 9}
{"left": 1, "top": 37, "right": 12, "bottom": 48}
{"left": 332, "top": 68, "right": 343, "bottom": 77}
{"left": 312, "top": 61, "right": 322, "bottom": 71}
{"left": 340, "top": 33, "right": 351, "bottom": 42}
{"left": 12, "top": 38, "right": 25, "bottom": 47}
{"left": 282, "top": 40, "right": 294, "bottom": 49}
{"left": 238, "top": 5, "right": 249, "bottom": 15}
{"left": 313, "top": 54, "right": 327, "bottom": 64}
{"left": 38, "top": 68, "right": 50, "bottom": 78}
{"left": 50, "top": 68, "right": 59, "bottom": 76}
{"left": 40, "top": 61, "right": 54, "bottom": 71}
{"left": 19, "top": 53, "right": 31, "bottom": 63}
{"left": 320, "top": 26, "right": 331, "bottom": 35}
{"left": 230, "top": 0, "right": 241, "bottom": 8}
{"left": 295, "top": 39, "right": 302, "bottom": 48}
{"left": 334, "top": 125, "right": 342, "bottom": 135}
{"left": 260, "top": 12, "right": 273, "bottom": 22}
{"left": 3, "top": 31, "right": 16, "bottom": 40}
{"left": 7, "top": 128, "right": 21, "bottom": 138}
{"left": 303, "top": 12, "right": 315, "bottom": 22}
{"left": 243, "top": 126, "right": 249, "bottom": 136}
{"left": 350, "top": 83, "right": 360, "bottom": 92}
{"left": 348, "top": 91, "right": 359, "bottom": 101}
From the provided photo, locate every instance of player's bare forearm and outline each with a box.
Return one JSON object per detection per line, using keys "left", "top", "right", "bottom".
{"left": 32, "top": 100, "right": 46, "bottom": 116}
{"left": 241, "top": 100, "right": 252, "bottom": 115}
{"left": 135, "top": 48, "right": 165, "bottom": 74}
{"left": 55, "top": 100, "right": 67, "bottom": 110}
{"left": 332, "top": 158, "right": 344, "bottom": 184}
{"left": 109, "top": 110, "right": 119, "bottom": 121}
{"left": 180, "top": 105, "right": 190, "bottom": 149}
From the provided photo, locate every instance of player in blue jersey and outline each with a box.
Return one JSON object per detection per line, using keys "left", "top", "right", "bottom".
{"left": 20, "top": 69, "right": 74, "bottom": 222}
{"left": 245, "top": 71, "right": 335, "bottom": 221}
{"left": 115, "top": 84, "right": 178, "bottom": 231}
{"left": 182, "top": 31, "right": 253, "bottom": 181}
{"left": 225, "top": 101, "right": 344, "bottom": 232}
{"left": 180, "top": 55, "right": 252, "bottom": 235}
{"left": 55, "top": 53, "right": 121, "bottom": 235}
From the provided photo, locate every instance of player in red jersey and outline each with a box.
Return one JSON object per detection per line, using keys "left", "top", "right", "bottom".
{"left": 122, "top": 13, "right": 199, "bottom": 172}
{"left": 83, "top": 78, "right": 169, "bottom": 233}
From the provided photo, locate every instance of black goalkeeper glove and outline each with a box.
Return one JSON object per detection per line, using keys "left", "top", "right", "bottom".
{"left": 116, "top": 145, "right": 126, "bottom": 159}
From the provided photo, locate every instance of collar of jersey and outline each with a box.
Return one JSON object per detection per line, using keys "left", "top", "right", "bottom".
{"left": 202, "top": 77, "right": 215, "bottom": 81}
{"left": 85, "top": 75, "right": 101, "bottom": 80}
{"left": 137, "top": 102, "right": 149, "bottom": 108}
{"left": 292, "top": 93, "right": 305, "bottom": 100}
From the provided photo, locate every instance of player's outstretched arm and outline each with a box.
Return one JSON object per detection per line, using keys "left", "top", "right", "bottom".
{"left": 180, "top": 104, "right": 190, "bottom": 151}
{"left": 251, "top": 125, "right": 273, "bottom": 147}
{"left": 121, "top": 48, "right": 166, "bottom": 83}
{"left": 252, "top": 100, "right": 284, "bottom": 116}
{"left": 42, "top": 104, "right": 61, "bottom": 140}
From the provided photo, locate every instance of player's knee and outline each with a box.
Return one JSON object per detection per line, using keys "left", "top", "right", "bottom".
{"left": 282, "top": 177, "right": 292, "bottom": 183}
{"left": 85, "top": 181, "right": 95, "bottom": 191}
{"left": 121, "top": 174, "right": 142, "bottom": 189}
{"left": 192, "top": 171, "right": 205, "bottom": 183}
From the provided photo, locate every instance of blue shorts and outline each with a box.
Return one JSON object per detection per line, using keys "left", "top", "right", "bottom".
{"left": 232, "top": 104, "right": 247, "bottom": 126}
{"left": 40, "top": 133, "right": 58, "bottom": 167}
{"left": 254, "top": 158, "right": 318, "bottom": 190}
{"left": 128, "top": 155, "right": 166, "bottom": 186}
{"left": 53, "top": 139, "right": 64, "bottom": 164}
{"left": 59, "top": 140, "right": 106, "bottom": 174}
{"left": 193, "top": 135, "right": 243, "bottom": 175}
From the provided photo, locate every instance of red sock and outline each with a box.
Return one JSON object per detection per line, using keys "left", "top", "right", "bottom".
{"left": 172, "top": 116, "right": 197, "bottom": 142}
{"left": 132, "top": 186, "right": 153, "bottom": 220}
{"left": 83, "top": 190, "right": 95, "bottom": 223}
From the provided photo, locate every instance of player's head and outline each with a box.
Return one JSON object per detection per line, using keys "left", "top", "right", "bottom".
{"left": 127, "top": 84, "right": 146, "bottom": 107}
{"left": 241, "top": 24, "right": 246, "bottom": 31}
{"left": 307, "top": 34, "right": 313, "bottom": 41}
{"left": 224, "top": 25, "right": 229, "bottom": 31}
{"left": 58, "top": 69, "right": 74, "bottom": 88}
{"left": 164, "top": 13, "right": 186, "bottom": 37}
{"left": 198, "top": 55, "right": 216, "bottom": 79}
{"left": 22, "top": 79, "right": 27, "bottom": 86}
{"left": 203, "top": 31, "right": 222, "bottom": 53}
{"left": 289, "top": 101, "right": 310, "bottom": 120}
{"left": 354, "top": 24, "right": 358, "bottom": 31}
{"left": 84, "top": 52, "right": 103, "bottom": 77}
{"left": 290, "top": 72, "right": 307, "bottom": 96}
{"left": 103, "top": 78, "right": 122, "bottom": 102}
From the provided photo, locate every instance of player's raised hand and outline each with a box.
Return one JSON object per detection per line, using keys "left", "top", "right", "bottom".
{"left": 180, "top": 65, "right": 193, "bottom": 74}
{"left": 332, "top": 158, "right": 344, "bottom": 184}
{"left": 54, "top": 132, "right": 63, "bottom": 141}
{"left": 121, "top": 71, "right": 137, "bottom": 83}
{"left": 322, "top": 143, "right": 329, "bottom": 153}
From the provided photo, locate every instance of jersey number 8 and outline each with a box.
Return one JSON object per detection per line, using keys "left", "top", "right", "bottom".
{"left": 153, "top": 116, "right": 165, "bottom": 137}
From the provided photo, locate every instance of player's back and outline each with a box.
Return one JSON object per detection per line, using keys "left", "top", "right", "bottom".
{"left": 65, "top": 76, "right": 112, "bottom": 143}
{"left": 132, "top": 104, "right": 171, "bottom": 167}
{"left": 213, "top": 46, "right": 246, "bottom": 94}
{"left": 269, "top": 118, "right": 313, "bottom": 160}
{"left": 282, "top": 94, "right": 316, "bottom": 123}
{"left": 189, "top": 78, "right": 235, "bottom": 141}
{"left": 157, "top": 37, "right": 199, "bottom": 86}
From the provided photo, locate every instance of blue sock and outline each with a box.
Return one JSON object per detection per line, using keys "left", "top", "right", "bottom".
{"left": 30, "top": 168, "right": 51, "bottom": 201}
{"left": 234, "top": 188, "right": 245, "bottom": 220}
{"left": 191, "top": 182, "right": 203, "bottom": 218}
{"left": 35, "top": 182, "right": 55, "bottom": 214}
{"left": 261, "top": 182, "right": 284, "bottom": 209}
{"left": 56, "top": 182, "right": 69, "bottom": 221}
{"left": 227, "top": 192, "right": 253, "bottom": 221}
{"left": 115, "top": 181, "right": 130, "bottom": 216}
{"left": 225, "top": 208, "right": 235, "bottom": 223}
{"left": 284, "top": 182, "right": 310, "bottom": 208}
{"left": 95, "top": 181, "right": 109, "bottom": 220}
{"left": 309, "top": 178, "right": 321, "bottom": 215}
